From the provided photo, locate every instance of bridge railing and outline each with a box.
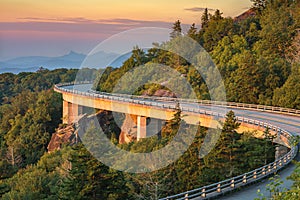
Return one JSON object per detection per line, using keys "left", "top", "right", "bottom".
{"left": 159, "top": 146, "right": 297, "bottom": 200}
{"left": 54, "top": 82, "right": 299, "bottom": 199}
{"left": 54, "top": 82, "right": 300, "bottom": 116}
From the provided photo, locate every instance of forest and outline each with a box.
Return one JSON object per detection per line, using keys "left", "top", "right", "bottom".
{"left": 0, "top": 0, "right": 299, "bottom": 199}
{"left": 95, "top": 0, "right": 300, "bottom": 109}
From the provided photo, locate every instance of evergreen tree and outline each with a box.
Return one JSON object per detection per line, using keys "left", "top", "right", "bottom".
{"left": 262, "top": 127, "right": 276, "bottom": 165}
{"left": 272, "top": 64, "right": 300, "bottom": 109}
{"left": 59, "top": 144, "right": 129, "bottom": 200}
{"left": 201, "top": 8, "right": 209, "bottom": 28}
{"left": 202, "top": 17, "right": 235, "bottom": 51}
{"left": 170, "top": 20, "right": 182, "bottom": 39}
{"left": 226, "top": 50, "right": 263, "bottom": 103}
{"left": 212, "top": 111, "right": 241, "bottom": 177}
{"left": 211, "top": 9, "right": 223, "bottom": 21}
{"left": 222, "top": 111, "right": 241, "bottom": 134}
{"left": 255, "top": 0, "right": 294, "bottom": 58}
{"left": 187, "top": 23, "right": 198, "bottom": 41}
{"left": 132, "top": 46, "right": 148, "bottom": 66}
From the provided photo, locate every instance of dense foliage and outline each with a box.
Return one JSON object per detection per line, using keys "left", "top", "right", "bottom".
{"left": 95, "top": 0, "right": 300, "bottom": 109}
{"left": 0, "top": 68, "right": 98, "bottom": 178}
{"left": 0, "top": 71, "right": 61, "bottom": 176}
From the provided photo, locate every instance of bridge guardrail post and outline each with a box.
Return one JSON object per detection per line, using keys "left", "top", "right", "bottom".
{"left": 262, "top": 167, "right": 266, "bottom": 175}
{"left": 253, "top": 171, "right": 257, "bottom": 179}
{"left": 184, "top": 193, "right": 188, "bottom": 200}
{"left": 242, "top": 175, "right": 247, "bottom": 183}
{"left": 230, "top": 179, "right": 235, "bottom": 188}
{"left": 217, "top": 184, "right": 221, "bottom": 193}
{"left": 201, "top": 188, "right": 206, "bottom": 198}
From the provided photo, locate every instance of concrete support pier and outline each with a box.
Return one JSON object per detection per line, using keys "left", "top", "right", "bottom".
{"left": 137, "top": 116, "right": 147, "bottom": 141}
{"left": 63, "top": 101, "right": 83, "bottom": 124}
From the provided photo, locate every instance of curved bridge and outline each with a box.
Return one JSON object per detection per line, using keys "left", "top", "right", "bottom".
{"left": 54, "top": 82, "right": 300, "bottom": 200}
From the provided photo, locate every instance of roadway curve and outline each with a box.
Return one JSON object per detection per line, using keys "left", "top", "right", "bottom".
{"left": 57, "top": 83, "right": 300, "bottom": 199}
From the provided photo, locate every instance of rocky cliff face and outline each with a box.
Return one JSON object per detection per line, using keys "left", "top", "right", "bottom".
{"left": 48, "top": 110, "right": 119, "bottom": 152}
{"left": 119, "top": 114, "right": 137, "bottom": 144}
{"left": 143, "top": 89, "right": 176, "bottom": 98}
{"left": 234, "top": 8, "right": 256, "bottom": 22}
{"left": 47, "top": 123, "right": 80, "bottom": 152}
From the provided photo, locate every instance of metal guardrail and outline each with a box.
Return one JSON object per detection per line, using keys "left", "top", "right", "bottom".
{"left": 159, "top": 146, "right": 297, "bottom": 200}
{"left": 54, "top": 82, "right": 299, "bottom": 200}
{"left": 54, "top": 82, "right": 300, "bottom": 116}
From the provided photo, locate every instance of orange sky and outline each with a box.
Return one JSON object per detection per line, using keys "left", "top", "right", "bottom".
{"left": 0, "top": 0, "right": 252, "bottom": 59}
{"left": 1, "top": 0, "right": 252, "bottom": 23}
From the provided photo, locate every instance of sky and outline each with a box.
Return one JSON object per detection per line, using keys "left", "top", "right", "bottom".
{"left": 0, "top": 0, "right": 252, "bottom": 60}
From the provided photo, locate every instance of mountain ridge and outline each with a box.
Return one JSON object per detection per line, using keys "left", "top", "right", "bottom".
{"left": 0, "top": 51, "right": 123, "bottom": 74}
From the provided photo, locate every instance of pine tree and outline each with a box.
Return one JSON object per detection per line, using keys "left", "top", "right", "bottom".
{"left": 263, "top": 127, "right": 276, "bottom": 165}
{"left": 59, "top": 144, "right": 129, "bottom": 200}
{"left": 201, "top": 8, "right": 209, "bottom": 28}
{"left": 132, "top": 46, "right": 147, "bottom": 66}
{"left": 170, "top": 20, "right": 182, "bottom": 39}
{"left": 222, "top": 110, "right": 241, "bottom": 134}
{"left": 187, "top": 23, "right": 198, "bottom": 41}
{"left": 211, "top": 9, "right": 223, "bottom": 21}
{"left": 212, "top": 111, "right": 241, "bottom": 177}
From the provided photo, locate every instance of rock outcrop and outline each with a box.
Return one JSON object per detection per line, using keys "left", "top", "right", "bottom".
{"left": 47, "top": 123, "right": 80, "bottom": 152}
{"left": 234, "top": 8, "right": 256, "bottom": 22}
{"left": 143, "top": 89, "right": 176, "bottom": 98}
{"left": 119, "top": 114, "right": 137, "bottom": 144}
{"left": 47, "top": 110, "right": 118, "bottom": 152}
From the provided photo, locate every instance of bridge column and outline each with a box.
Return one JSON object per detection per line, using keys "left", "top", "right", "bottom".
{"left": 63, "top": 100, "right": 70, "bottom": 124}
{"left": 69, "top": 103, "right": 79, "bottom": 124}
{"left": 63, "top": 101, "right": 83, "bottom": 124}
{"left": 137, "top": 116, "right": 147, "bottom": 141}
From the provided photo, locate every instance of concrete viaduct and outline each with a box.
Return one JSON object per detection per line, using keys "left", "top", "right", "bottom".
{"left": 54, "top": 82, "right": 300, "bottom": 199}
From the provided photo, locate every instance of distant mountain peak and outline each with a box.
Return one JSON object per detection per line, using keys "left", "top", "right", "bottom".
{"left": 67, "top": 50, "right": 84, "bottom": 56}
{"left": 58, "top": 51, "right": 86, "bottom": 62}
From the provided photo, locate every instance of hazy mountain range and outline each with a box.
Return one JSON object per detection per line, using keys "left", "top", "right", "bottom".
{"left": 0, "top": 51, "right": 131, "bottom": 74}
